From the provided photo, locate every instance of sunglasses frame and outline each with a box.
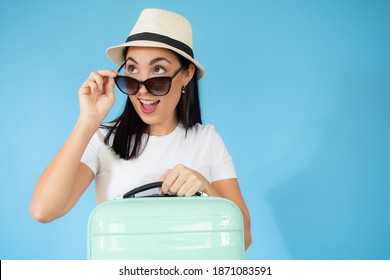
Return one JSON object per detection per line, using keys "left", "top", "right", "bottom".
{"left": 114, "top": 62, "right": 185, "bottom": 96}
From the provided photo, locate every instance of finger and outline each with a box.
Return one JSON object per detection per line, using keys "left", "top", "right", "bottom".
{"left": 89, "top": 72, "right": 105, "bottom": 92}
{"left": 177, "top": 176, "right": 200, "bottom": 197}
{"left": 79, "top": 80, "right": 92, "bottom": 95}
{"left": 89, "top": 70, "right": 117, "bottom": 92}
{"left": 90, "top": 79, "right": 104, "bottom": 95}
{"left": 162, "top": 169, "right": 182, "bottom": 194}
{"left": 160, "top": 169, "right": 173, "bottom": 193}
{"left": 169, "top": 172, "right": 188, "bottom": 194}
{"left": 79, "top": 79, "right": 99, "bottom": 95}
{"left": 160, "top": 169, "right": 170, "bottom": 182}
{"left": 96, "top": 69, "right": 118, "bottom": 78}
{"left": 176, "top": 181, "right": 191, "bottom": 196}
{"left": 184, "top": 183, "right": 202, "bottom": 197}
{"left": 104, "top": 77, "right": 116, "bottom": 100}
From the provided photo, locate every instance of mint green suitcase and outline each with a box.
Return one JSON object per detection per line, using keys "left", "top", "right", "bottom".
{"left": 87, "top": 182, "right": 244, "bottom": 259}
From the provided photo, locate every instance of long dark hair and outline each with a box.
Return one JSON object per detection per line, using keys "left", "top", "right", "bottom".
{"left": 102, "top": 48, "right": 202, "bottom": 160}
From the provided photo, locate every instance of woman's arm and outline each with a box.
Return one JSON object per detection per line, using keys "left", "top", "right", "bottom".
{"left": 30, "top": 120, "right": 97, "bottom": 222}
{"left": 30, "top": 70, "right": 117, "bottom": 222}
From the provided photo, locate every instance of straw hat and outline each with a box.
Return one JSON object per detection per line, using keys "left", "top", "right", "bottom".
{"left": 106, "top": 8, "right": 205, "bottom": 79}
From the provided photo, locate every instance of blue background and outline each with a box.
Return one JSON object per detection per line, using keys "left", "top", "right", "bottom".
{"left": 1, "top": 0, "right": 389, "bottom": 259}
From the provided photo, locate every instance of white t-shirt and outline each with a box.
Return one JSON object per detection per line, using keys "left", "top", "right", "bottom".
{"left": 81, "top": 123, "right": 236, "bottom": 204}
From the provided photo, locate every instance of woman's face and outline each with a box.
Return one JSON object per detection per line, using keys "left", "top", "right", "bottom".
{"left": 124, "top": 47, "right": 195, "bottom": 136}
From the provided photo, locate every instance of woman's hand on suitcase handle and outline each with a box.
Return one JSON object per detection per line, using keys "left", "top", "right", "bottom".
{"left": 160, "top": 164, "right": 212, "bottom": 196}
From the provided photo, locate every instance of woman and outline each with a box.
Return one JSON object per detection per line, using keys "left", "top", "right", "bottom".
{"left": 30, "top": 8, "right": 252, "bottom": 249}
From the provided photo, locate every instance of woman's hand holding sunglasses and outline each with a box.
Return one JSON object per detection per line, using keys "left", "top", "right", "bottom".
{"left": 78, "top": 70, "right": 118, "bottom": 125}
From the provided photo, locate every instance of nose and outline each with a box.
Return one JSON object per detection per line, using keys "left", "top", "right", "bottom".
{"left": 137, "top": 81, "right": 148, "bottom": 95}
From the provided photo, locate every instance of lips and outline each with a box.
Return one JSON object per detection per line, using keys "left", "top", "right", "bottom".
{"left": 139, "top": 98, "right": 160, "bottom": 114}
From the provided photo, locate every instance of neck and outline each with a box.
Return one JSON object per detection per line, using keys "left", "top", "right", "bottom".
{"left": 149, "top": 118, "right": 179, "bottom": 136}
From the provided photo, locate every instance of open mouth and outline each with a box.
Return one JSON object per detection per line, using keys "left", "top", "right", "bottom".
{"left": 139, "top": 98, "right": 160, "bottom": 114}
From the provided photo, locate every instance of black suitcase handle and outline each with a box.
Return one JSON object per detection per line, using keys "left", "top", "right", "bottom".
{"left": 122, "top": 181, "right": 202, "bottom": 198}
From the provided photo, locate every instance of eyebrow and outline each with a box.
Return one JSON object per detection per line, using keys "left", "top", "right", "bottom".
{"left": 126, "top": 57, "right": 172, "bottom": 65}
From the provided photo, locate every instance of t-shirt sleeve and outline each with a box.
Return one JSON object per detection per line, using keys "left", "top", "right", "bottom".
{"left": 208, "top": 126, "right": 237, "bottom": 182}
{"left": 80, "top": 130, "right": 101, "bottom": 176}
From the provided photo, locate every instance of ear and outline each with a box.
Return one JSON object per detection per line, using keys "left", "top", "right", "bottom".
{"left": 182, "top": 64, "right": 196, "bottom": 86}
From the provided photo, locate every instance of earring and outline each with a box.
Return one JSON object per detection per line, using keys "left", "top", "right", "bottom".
{"left": 181, "top": 86, "right": 186, "bottom": 94}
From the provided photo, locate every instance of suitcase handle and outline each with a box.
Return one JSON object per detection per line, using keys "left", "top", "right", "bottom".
{"left": 122, "top": 181, "right": 202, "bottom": 198}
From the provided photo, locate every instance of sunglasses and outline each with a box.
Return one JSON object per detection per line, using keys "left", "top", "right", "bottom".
{"left": 114, "top": 63, "right": 185, "bottom": 96}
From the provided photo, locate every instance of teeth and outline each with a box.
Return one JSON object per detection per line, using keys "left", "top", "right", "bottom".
{"left": 139, "top": 99, "right": 159, "bottom": 105}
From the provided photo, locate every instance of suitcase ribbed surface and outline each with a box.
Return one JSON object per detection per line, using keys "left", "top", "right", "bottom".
{"left": 87, "top": 197, "right": 244, "bottom": 259}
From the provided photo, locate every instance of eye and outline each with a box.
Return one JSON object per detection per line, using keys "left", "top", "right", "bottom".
{"left": 153, "top": 66, "right": 166, "bottom": 75}
{"left": 126, "top": 65, "right": 138, "bottom": 74}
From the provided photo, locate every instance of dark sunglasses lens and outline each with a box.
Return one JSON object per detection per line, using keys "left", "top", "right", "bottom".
{"left": 116, "top": 77, "right": 138, "bottom": 95}
{"left": 145, "top": 78, "right": 171, "bottom": 96}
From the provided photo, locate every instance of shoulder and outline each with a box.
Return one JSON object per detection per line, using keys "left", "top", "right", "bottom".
{"left": 84, "top": 125, "right": 112, "bottom": 150}
{"left": 94, "top": 126, "right": 109, "bottom": 141}
{"left": 94, "top": 122, "right": 117, "bottom": 143}
{"left": 187, "top": 123, "right": 219, "bottom": 137}
{"left": 181, "top": 123, "right": 224, "bottom": 147}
